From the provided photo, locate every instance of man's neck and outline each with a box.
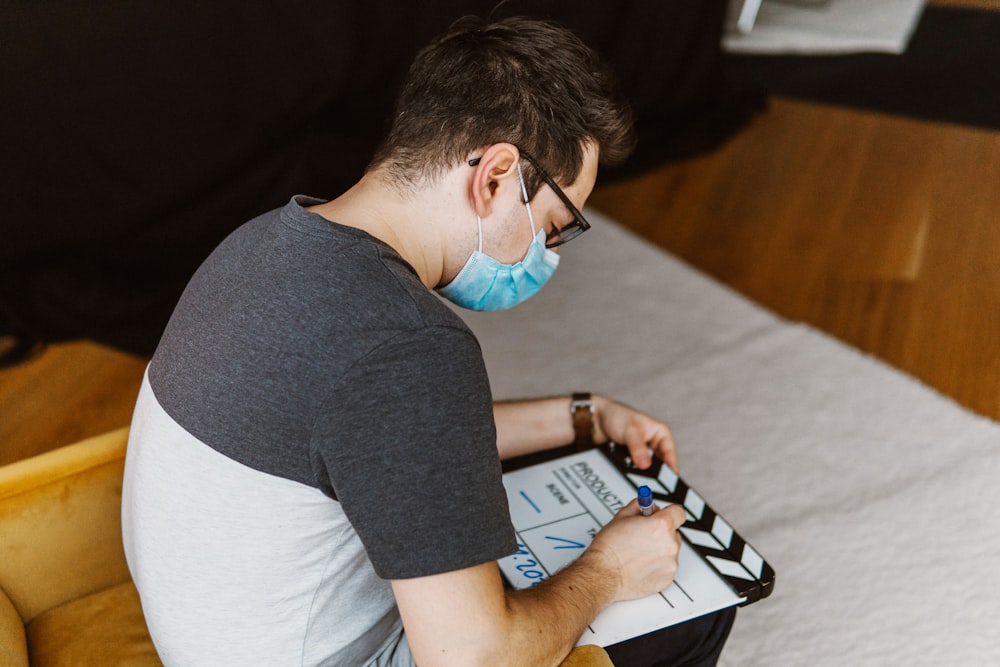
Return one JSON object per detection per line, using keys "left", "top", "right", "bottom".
{"left": 308, "top": 171, "right": 455, "bottom": 289}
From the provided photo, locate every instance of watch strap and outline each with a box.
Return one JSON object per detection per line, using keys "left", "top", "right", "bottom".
{"left": 570, "top": 392, "right": 594, "bottom": 451}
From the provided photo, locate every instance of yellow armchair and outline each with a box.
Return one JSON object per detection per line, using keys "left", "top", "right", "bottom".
{"left": 0, "top": 428, "right": 157, "bottom": 666}
{"left": 0, "top": 429, "right": 612, "bottom": 666}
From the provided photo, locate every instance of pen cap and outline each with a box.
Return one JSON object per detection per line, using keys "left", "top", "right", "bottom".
{"left": 637, "top": 485, "right": 653, "bottom": 510}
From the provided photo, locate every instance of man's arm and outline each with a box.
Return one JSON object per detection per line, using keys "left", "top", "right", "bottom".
{"left": 391, "top": 499, "right": 687, "bottom": 667}
{"left": 494, "top": 394, "right": 679, "bottom": 471}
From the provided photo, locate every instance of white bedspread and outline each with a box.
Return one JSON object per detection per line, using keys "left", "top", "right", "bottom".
{"left": 453, "top": 210, "right": 1000, "bottom": 666}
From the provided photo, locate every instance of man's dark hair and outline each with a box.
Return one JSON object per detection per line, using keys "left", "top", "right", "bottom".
{"left": 369, "top": 15, "right": 636, "bottom": 197}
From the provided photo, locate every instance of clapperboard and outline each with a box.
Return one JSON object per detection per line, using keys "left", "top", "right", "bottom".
{"left": 498, "top": 443, "right": 774, "bottom": 646}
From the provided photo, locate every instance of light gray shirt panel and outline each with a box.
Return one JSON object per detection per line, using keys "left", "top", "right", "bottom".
{"left": 123, "top": 372, "right": 413, "bottom": 667}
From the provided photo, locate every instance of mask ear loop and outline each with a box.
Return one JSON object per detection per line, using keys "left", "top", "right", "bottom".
{"left": 475, "top": 215, "right": 484, "bottom": 253}
{"left": 516, "top": 161, "right": 538, "bottom": 237}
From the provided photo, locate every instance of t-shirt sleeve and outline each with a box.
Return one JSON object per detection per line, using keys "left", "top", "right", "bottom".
{"left": 310, "top": 324, "right": 517, "bottom": 580}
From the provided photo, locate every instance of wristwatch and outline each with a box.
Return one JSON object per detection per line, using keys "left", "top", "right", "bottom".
{"left": 570, "top": 392, "right": 595, "bottom": 451}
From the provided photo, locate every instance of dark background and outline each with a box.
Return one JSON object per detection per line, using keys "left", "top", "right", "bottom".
{"left": 1, "top": 1, "right": 755, "bottom": 356}
{"left": 6, "top": 2, "right": 994, "bottom": 359}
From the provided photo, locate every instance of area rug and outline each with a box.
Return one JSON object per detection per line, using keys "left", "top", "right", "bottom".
{"left": 452, "top": 210, "right": 1000, "bottom": 665}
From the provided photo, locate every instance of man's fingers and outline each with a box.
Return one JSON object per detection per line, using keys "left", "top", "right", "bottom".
{"left": 657, "top": 503, "right": 687, "bottom": 529}
{"left": 629, "top": 498, "right": 686, "bottom": 529}
{"left": 616, "top": 498, "right": 642, "bottom": 518}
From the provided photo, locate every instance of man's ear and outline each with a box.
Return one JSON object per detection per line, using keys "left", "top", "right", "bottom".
{"left": 469, "top": 143, "right": 521, "bottom": 218}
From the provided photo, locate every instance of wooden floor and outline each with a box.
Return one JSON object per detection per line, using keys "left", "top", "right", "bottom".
{"left": 590, "top": 96, "right": 1000, "bottom": 424}
{"left": 2, "top": 4, "right": 999, "bottom": 465}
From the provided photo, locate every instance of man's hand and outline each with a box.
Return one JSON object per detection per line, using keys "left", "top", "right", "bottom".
{"left": 587, "top": 497, "right": 687, "bottom": 601}
{"left": 493, "top": 394, "right": 679, "bottom": 471}
{"left": 592, "top": 395, "right": 679, "bottom": 472}
{"left": 391, "top": 497, "right": 687, "bottom": 666}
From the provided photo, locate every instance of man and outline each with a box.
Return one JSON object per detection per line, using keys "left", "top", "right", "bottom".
{"left": 122, "top": 15, "right": 734, "bottom": 666}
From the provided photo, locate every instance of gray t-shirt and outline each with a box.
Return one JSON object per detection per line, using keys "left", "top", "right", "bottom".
{"left": 122, "top": 195, "right": 516, "bottom": 666}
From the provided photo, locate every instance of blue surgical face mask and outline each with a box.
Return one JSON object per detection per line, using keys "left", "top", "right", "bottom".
{"left": 437, "top": 163, "right": 560, "bottom": 311}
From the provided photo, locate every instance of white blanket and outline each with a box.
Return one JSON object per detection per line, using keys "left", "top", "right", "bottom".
{"left": 453, "top": 211, "right": 1000, "bottom": 666}
{"left": 723, "top": 0, "right": 926, "bottom": 55}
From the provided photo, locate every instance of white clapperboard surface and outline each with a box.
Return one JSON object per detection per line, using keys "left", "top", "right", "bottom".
{"left": 498, "top": 444, "right": 775, "bottom": 647}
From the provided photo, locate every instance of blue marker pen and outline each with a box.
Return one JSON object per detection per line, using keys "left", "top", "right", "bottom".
{"left": 638, "top": 485, "right": 654, "bottom": 516}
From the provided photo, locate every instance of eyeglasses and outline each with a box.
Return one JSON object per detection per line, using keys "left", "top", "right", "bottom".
{"left": 468, "top": 150, "right": 591, "bottom": 248}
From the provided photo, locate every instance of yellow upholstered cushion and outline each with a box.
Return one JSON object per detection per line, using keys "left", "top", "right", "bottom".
{"left": 0, "top": 429, "right": 132, "bottom": 624}
{"left": 26, "top": 581, "right": 160, "bottom": 667}
{"left": 0, "top": 585, "right": 29, "bottom": 667}
{"left": 562, "top": 645, "right": 615, "bottom": 667}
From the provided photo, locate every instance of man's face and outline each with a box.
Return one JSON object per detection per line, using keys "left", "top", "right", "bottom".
{"left": 490, "top": 143, "right": 600, "bottom": 265}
